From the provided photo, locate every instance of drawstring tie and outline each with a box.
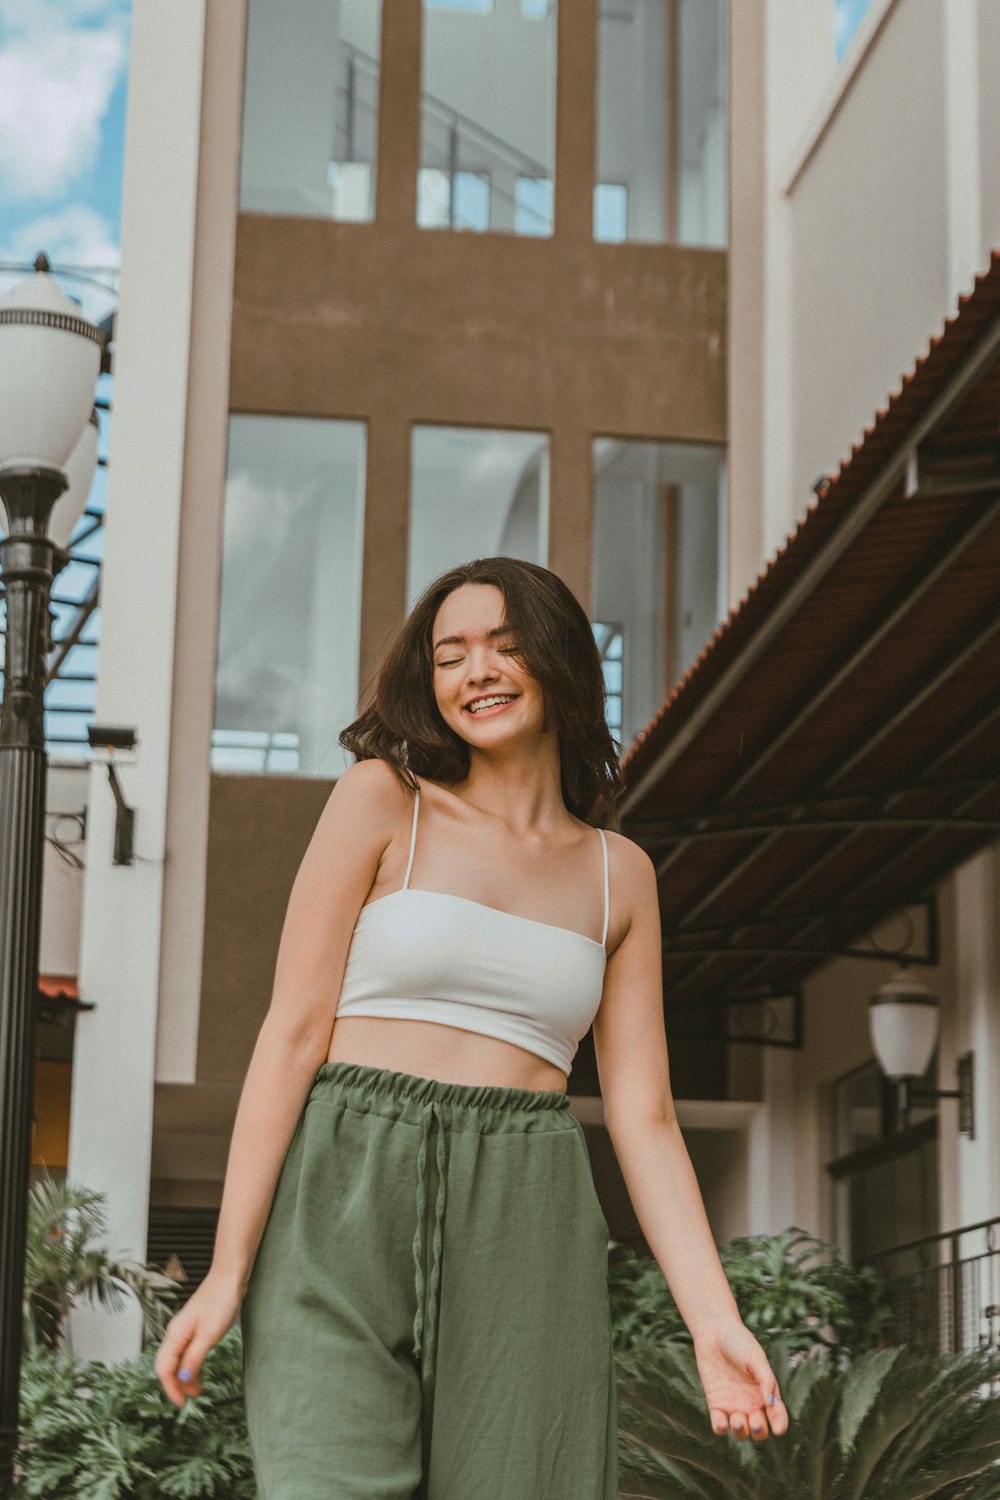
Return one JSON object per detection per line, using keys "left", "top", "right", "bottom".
{"left": 411, "top": 1099, "right": 448, "bottom": 1376}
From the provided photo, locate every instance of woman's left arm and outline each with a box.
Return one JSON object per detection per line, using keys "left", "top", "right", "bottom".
{"left": 592, "top": 835, "right": 789, "bottom": 1444}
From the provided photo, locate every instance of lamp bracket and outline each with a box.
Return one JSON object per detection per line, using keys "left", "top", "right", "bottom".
{"left": 905, "top": 1051, "right": 975, "bottom": 1138}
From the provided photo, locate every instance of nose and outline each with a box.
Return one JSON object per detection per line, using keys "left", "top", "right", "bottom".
{"left": 465, "top": 647, "right": 501, "bottom": 683}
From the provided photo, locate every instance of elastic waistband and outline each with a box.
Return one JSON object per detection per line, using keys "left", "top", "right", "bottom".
{"left": 309, "top": 1059, "right": 572, "bottom": 1132}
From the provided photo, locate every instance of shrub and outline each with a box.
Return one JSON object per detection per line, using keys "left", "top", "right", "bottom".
{"left": 15, "top": 1327, "right": 256, "bottom": 1499}
{"left": 609, "top": 1227, "right": 890, "bottom": 1360}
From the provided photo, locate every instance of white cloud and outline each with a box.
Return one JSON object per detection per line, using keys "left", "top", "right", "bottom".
{"left": 0, "top": 8, "right": 129, "bottom": 200}
{"left": 0, "top": 203, "right": 119, "bottom": 321}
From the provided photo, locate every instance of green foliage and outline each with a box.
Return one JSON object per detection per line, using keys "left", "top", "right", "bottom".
{"left": 24, "top": 1176, "right": 179, "bottom": 1353}
{"left": 615, "top": 1338, "right": 1000, "bottom": 1500}
{"left": 609, "top": 1227, "right": 890, "bottom": 1359}
{"left": 15, "top": 1327, "right": 257, "bottom": 1499}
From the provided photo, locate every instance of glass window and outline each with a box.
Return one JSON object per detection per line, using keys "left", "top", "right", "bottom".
{"left": 419, "top": 0, "right": 556, "bottom": 236}
{"left": 836, "top": 0, "right": 873, "bottom": 61}
{"left": 592, "top": 438, "right": 726, "bottom": 751}
{"left": 595, "top": 0, "right": 727, "bottom": 248}
{"left": 212, "top": 416, "right": 366, "bottom": 778}
{"left": 417, "top": 168, "right": 491, "bottom": 230}
{"left": 240, "top": 0, "right": 382, "bottom": 220}
{"left": 594, "top": 183, "right": 628, "bottom": 243}
{"left": 408, "top": 426, "right": 548, "bottom": 608}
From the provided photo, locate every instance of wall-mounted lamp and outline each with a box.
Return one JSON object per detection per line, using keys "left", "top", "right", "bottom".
{"left": 86, "top": 723, "right": 138, "bottom": 866}
{"left": 869, "top": 968, "right": 974, "bottom": 1139}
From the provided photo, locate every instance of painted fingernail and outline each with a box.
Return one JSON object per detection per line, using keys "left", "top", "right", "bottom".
{"left": 179, "top": 1367, "right": 193, "bottom": 1381}
{"left": 768, "top": 1392, "right": 776, "bottom": 1405}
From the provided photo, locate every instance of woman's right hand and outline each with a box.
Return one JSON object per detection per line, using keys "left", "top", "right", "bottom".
{"left": 153, "top": 1270, "right": 245, "bottom": 1407}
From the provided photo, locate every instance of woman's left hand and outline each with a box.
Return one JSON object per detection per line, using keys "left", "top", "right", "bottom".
{"left": 691, "top": 1317, "right": 789, "bottom": 1441}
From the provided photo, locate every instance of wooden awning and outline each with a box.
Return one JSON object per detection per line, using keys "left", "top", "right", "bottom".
{"left": 620, "top": 252, "right": 1000, "bottom": 1035}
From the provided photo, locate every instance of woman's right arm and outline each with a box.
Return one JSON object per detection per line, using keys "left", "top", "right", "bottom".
{"left": 154, "top": 757, "right": 407, "bottom": 1406}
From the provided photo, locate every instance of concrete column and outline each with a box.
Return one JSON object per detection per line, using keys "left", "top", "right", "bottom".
{"left": 746, "top": 1047, "right": 797, "bottom": 1235}
{"left": 953, "top": 846, "right": 1000, "bottom": 1228}
{"left": 67, "top": 0, "right": 208, "bottom": 1363}
{"left": 943, "top": 0, "right": 983, "bottom": 302}
{"left": 725, "top": 0, "right": 765, "bottom": 605}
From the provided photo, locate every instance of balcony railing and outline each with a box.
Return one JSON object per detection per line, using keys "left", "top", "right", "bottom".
{"left": 863, "top": 1216, "right": 1000, "bottom": 1358}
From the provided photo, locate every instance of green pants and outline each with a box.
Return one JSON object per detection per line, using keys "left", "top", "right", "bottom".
{"left": 241, "top": 1059, "right": 618, "bottom": 1499}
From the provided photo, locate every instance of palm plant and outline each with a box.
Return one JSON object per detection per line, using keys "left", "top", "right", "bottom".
{"left": 615, "top": 1338, "right": 1000, "bottom": 1499}
{"left": 23, "top": 1177, "right": 179, "bottom": 1353}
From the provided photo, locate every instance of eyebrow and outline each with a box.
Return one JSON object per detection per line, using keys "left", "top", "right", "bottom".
{"left": 432, "top": 626, "right": 514, "bottom": 652}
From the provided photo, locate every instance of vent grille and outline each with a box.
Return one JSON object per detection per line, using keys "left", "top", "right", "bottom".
{"left": 147, "top": 1207, "right": 220, "bottom": 1308}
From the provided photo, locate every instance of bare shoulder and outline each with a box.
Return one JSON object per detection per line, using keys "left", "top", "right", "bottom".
{"left": 315, "top": 757, "right": 412, "bottom": 840}
{"left": 604, "top": 828, "right": 659, "bottom": 922}
{"left": 605, "top": 827, "right": 656, "bottom": 886}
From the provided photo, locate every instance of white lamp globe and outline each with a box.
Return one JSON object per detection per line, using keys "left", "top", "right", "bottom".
{"left": 0, "top": 257, "right": 103, "bottom": 472}
{"left": 869, "top": 969, "right": 940, "bottom": 1081}
{"left": 48, "top": 410, "right": 99, "bottom": 551}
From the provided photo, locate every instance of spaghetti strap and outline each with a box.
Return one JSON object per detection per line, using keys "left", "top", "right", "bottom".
{"left": 402, "top": 789, "right": 420, "bottom": 891}
{"left": 598, "top": 828, "right": 609, "bottom": 948}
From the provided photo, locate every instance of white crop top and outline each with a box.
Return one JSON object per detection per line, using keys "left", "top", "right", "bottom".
{"left": 334, "top": 790, "right": 609, "bottom": 1075}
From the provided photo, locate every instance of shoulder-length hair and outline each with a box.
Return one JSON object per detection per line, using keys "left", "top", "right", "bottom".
{"left": 340, "top": 557, "right": 622, "bottom": 826}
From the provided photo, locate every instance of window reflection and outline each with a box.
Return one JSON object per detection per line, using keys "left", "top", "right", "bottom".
{"left": 213, "top": 417, "right": 366, "bottom": 778}
{"left": 418, "top": 0, "right": 557, "bottom": 236}
{"left": 595, "top": 0, "right": 727, "bottom": 247}
{"left": 592, "top": 438, "right": 726, "bottom": 751}
{"left": 836, "top": 0, "right": 873, "bottom": 61}
{"left": 240, "top": 0, "right": 382, "bottom": 220}
{"left": 408, "top": 426, "right": 549, "bottom": 607}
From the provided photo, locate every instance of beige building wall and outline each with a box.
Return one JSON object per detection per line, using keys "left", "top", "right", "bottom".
{"left": 786, "top": 0, "right": 950, "bottom": 510}
{"left": 978, "top": 0, "right": 1000, "bottom": 259}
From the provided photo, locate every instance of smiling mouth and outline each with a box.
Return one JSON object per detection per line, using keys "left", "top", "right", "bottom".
{"left": 464, "top": 694, "right": 518, "bottom": 715}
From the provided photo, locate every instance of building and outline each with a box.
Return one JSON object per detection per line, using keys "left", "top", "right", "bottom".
{"left": 26, "top": 0, "right": 999, "bottom": 1362}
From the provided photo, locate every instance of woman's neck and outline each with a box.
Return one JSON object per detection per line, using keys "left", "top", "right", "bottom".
{"left": 456, "top": 742, "right": 571, "bottom": 835}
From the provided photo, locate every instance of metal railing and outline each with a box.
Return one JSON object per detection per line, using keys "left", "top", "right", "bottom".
{"left": 863, "top": 1216, "right": 1000, "bottom": 1358}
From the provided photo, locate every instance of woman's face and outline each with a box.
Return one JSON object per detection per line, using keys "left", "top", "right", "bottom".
{"left": 431, "top": 582, "right": 546, "bottom": 750}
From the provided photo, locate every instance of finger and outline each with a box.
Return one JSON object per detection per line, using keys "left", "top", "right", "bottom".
{"left": 753, "top": 1361, "right": 788, "bottom": 1435}
{"left": 175, "top": 1336, "right": 211, "bottom": 1396}
{"left": 747, "top": 1405, "right": 768, "bottom": 1441}
{"left": 156, "top": 1325, "right": 206, "bottom": 1408}
{"left": 709, "top": 1407, "right": 730, "bottom": 1437}
{"left": 766, "top": 1391, "right": 790, "bottom": 1437}
{"left": 729, "top": 1410, "right": 750, "bottom": 1441}
{"left": 154, "top": 1325, "right": 194, "bottom": 1408}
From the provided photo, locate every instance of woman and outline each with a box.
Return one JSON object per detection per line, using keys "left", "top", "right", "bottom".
{"left": 155, "top": 557, "right": 789, "bottom": 1497}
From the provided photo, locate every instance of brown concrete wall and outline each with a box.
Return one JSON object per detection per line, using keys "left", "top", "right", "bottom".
{"left": 198, "top": 774, "right": 335, "bottom": 1084}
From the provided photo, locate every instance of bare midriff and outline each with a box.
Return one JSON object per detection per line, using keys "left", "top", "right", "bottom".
{"left": 326, "top": 1014, "right": 568, "bottom": 1094}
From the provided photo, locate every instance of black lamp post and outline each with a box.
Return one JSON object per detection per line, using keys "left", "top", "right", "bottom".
{"left": 0, "top": 256, "right": 102, "bottom": 1498}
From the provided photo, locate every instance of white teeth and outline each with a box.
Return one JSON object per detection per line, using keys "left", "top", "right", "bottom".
{"left": 467, "top": 695, "right": 515, "bottom": 713}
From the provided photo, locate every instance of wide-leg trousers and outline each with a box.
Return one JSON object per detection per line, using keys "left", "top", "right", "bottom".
{"left": 240, "top": 1058, "right": 618, "bottom": 1499}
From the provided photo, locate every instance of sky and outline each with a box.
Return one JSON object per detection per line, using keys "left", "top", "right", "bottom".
{"left": 836, "top": 0, "right": 873, "bottom": 63}
{"left": 0, "top": 0, "right": 131, "bottom": 324}
{"left": 0, "top": 1, "right": 131, "bottom": 747}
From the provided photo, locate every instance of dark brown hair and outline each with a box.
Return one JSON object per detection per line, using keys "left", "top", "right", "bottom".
{"left": 340, "top": 557, "right": 622, "bottom": 826}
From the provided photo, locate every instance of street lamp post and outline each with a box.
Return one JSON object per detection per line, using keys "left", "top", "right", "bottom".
{"left": 0, "top": 257, "right": 102, "bottom": 1498}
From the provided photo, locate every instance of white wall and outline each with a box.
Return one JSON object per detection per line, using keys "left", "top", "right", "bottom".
{"left": 39, "top": 765, "right": 88, "bottom": 975}
{"left": 757, "top": 0, "right": 998, "bottom": 560}
{"left": 67, "top": 0, "right": 210, "bottom": 1364}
